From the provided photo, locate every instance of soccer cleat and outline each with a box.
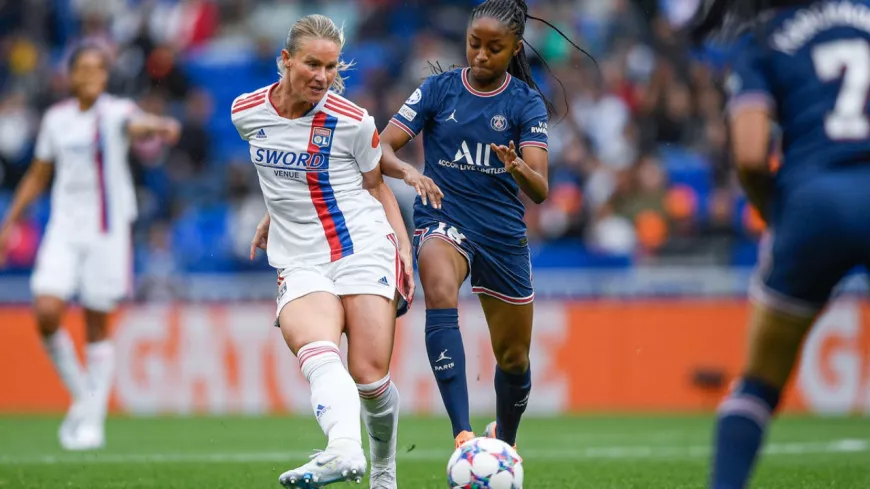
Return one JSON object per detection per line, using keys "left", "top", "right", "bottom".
{"left": 454, "top": 430, "right": 475, "bottom": 449}
{"left": 484, "top": 421, "right": 521, "bottom": 461}
{"left": 279, "top": 448, "right": 366, "bottom": 488}
{"left": 58, "top": 399, "right": 88, "bottom": 450}
{"left": 369, "top": 463, "right": 397, "bottom": 489}
{"left": 62, "top": 421, "right": 105, "bottom": 451}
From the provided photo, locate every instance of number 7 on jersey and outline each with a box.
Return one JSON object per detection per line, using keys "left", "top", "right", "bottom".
{"left": 812, "top": 39, "right": 870, "bottom": 140}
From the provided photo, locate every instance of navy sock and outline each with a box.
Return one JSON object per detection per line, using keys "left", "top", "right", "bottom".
{"left": 425, "top": 308, "right": 472, "bottom": 437}
{"left": 710, "top": 377, "right": 781, "bottom": 489}
{"left": 494, "top": 365, "right": 531, "bottom": 446}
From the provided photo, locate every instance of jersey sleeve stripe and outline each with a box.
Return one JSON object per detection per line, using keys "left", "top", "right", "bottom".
{"left": 727, "top": 91, "right": 776, "bottom": 114}
{"left": 326, "top": 94, "right": 365, "bottom": 116}
{"left": 389, "top": 118, "right": 416, "bottom": 138}
{"left": 232, "top": 99, "right": 265, "bottom": 114}
{"left": 323, "top": 102, "right": 364, "bottom": 121}
{"left": 234, "top": 92, "right": 266, "bottom": 108}
{"left": 519, "top": 141, "right": 548, "bottom": 150}
{"left": 306, "top": 112, "right": 354, "bottom": 261}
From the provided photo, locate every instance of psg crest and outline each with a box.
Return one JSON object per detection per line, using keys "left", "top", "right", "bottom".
{"left": 311, "top": 127, "right": 333, "bottom": 148}
{"left": 490, "top": 114, "right": 507, "bottom": 132}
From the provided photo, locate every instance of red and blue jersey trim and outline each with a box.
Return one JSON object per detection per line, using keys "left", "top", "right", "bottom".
{"left": 307, "top": 112, "right": 354, "bottom": 261}
{"left": 94, "top": 110, "right": 109, "bottom": 233}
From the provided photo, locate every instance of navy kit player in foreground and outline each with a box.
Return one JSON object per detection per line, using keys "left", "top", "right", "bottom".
{"left": 690, "top": 0, "right": 870, "bottom": 487}
{"left": 232, "top": 15, "right": 412, "bottom": 489}
{"left": 381, "top": 0, "right": 591, "bottom": 451}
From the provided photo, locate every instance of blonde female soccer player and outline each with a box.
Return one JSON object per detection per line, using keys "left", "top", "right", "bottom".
{"left": 231, "top": 14, "right": 413, "bottom": 489}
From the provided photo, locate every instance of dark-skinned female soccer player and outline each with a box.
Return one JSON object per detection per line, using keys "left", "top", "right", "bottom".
{"left": 379, "top": 0, "right": 592, "bottom": 452}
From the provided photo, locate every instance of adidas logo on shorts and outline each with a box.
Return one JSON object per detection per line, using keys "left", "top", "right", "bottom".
{"left": 378, "top": 276, "right": 389, "bottom": 286}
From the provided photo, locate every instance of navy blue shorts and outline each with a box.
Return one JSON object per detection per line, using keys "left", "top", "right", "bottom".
{"left": 413, "top": 221, "right": 534, "bottom": 305}
{"left": 752, "top": 172, "right": 870, "bottom": 316}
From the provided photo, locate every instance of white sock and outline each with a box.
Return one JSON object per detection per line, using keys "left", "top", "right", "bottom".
{"left": 43, "top": 329, "right": 86, "bottom": 400}
{"left": 86, "top": 340, "right": 115, "bottom": 424}
{"left": 358, "top": 374, "right": 400, "bottom": 468}
{"left": 298, "top": 341, "right": 362, "bottom": 451}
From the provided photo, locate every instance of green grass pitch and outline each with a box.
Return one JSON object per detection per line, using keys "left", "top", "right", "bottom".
{"left": 0, "top": 415, "right": 867, "bottom": 488}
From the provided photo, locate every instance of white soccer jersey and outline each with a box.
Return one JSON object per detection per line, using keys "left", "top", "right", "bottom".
{"left": 231, "top": 84, "right": 392, "bottom": 268}
{"left": 34, "top": 95, "right": 139, "bottom": 235}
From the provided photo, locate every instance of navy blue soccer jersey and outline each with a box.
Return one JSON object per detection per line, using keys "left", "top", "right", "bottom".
{"left": 727, "top": 0, "right": 870, "bottom": 192}
{"left": 389, "top": 68, "right": 548, "bottom": 250}
{"left": 728, "top": 0, "right": 870, "bottom": 313}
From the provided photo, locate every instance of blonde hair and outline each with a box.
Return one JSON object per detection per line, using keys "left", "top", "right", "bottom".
{"left": 277, "top": 14, "right": 354, "bottom": 95}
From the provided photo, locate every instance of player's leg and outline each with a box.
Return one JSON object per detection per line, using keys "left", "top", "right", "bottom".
{"left": 71, "top": 230, "right": 131, "bottom": 450}
{"left": 337, "top": 235, "right": 405, "bottom": 488}
{"left": 276, "top": 269, "right": 366, "bottom": 488}
{"left": 470, "top": 246, "right": 534, "bottom": 449}
{"left": 415, "top": 224, "right": 474, "bottom": 446}
{"left": 29, "top": 228, "right": 86, "bottom": 448}
{"left": 710, "top": 190, "right": 857, "bottom": 489}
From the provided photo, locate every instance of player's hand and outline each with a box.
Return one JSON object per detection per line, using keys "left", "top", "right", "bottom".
{"left": 249, "top": 214, "right": 270, "bottom": 260}
{"left": 491, "top": 141, "right": 524, "bottom": 173}
{"left": 402, "top": 165, "right": 443, "bottom": 209}
{"left": 160, "top": 119, "right": 182, "bottom": 145}
{"left": 399, "top": 245, "right": 415, "bottom": 301}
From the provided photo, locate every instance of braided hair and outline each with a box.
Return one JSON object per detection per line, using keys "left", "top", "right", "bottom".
{"left": 469, "top": 0, "right": 597, "bottom": 118}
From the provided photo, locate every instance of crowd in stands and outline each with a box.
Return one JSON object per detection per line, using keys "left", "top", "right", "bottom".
{"left": 0, "top": 0, "right": 763, "bottom": 296}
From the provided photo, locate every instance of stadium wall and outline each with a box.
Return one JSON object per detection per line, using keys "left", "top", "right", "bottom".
{"left": 1, "top": 299, "right": 868, "bottom": 416}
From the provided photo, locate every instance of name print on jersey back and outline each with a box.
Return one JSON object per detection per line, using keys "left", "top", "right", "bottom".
{"left": 728, "top": 0, "right": 870, "bottom": 191}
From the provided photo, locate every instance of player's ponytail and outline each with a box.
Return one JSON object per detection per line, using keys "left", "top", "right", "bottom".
{"left": 278, "top": 14, "right": 355, "bottom": 95}
{"left": 686, "top": 0, "right": 810, "bottom": 45}
{"left": 470, "top": 0, "right": 597, "bottom": 120}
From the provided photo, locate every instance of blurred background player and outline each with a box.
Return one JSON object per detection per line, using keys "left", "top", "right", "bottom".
{"left": 232, "top": 14, "right": 412, "bottom": 489}
{"left": 0, "top": 44, "right": 179, "bottom": 451}
{"left": 380, "top": 0, "right": 593, "bottom": 451}
{"left": 689, "top": 0, "right": 870, "bottom": 487}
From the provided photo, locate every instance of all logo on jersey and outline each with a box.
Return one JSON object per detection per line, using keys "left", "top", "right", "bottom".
{"left": 311, "top": 127, "right": 332, "bottom": 148}
{"left": 255, "top": 128, "right": 267, "bottom": 140}
{"left": 406, "top": 88, "right": 422, "bottom": 105}
{"left": 490, "top": 114, "right": 507, "bottom": 131}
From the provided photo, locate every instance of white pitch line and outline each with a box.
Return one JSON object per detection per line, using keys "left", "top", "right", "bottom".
{"left": 0, "top": 439, "right": 865, "bottom": 466}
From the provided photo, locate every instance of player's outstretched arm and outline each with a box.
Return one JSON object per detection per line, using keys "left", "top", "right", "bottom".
{"left": 379, "top": 124, "right": 442, "bottom": 208}
{"left": 730, "top": 107, "right": 774, "bottom": 222}
{"left": 126, "top": 113, "right": 182, "bottom": 145}
{"left": 492, "top": 141, "right": 549, "bottom": 204}
{"left": 362, "top": 166, "right": 416, "bottom": 300}
{"left": 0, "top": 159, "right": 53, "bottom": 265}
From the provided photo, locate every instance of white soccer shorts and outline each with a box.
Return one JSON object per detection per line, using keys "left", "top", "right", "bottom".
{"left": 275, "top": 233, "right": 402, "bottom": 316}
{"left": 30, "top": 225, "right": 132, "bottom": 312}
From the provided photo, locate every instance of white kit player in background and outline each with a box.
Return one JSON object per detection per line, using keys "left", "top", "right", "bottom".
{"left": 232, "top": 15, "right": 414, "bottom": 489}
{"left": 0, "top": 44, "right": 180, "bottom": 450}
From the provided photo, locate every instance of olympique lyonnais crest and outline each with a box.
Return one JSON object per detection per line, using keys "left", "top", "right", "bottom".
{"left": 490, "top": 114, "right": 507, "bottom": 132}
{"left": 311, "top": 127, "right": 333, "bottom": 148}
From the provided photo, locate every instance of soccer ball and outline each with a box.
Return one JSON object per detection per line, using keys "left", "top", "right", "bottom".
{"left": 446, "top": 437, "right": 523, "bottom": 489}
